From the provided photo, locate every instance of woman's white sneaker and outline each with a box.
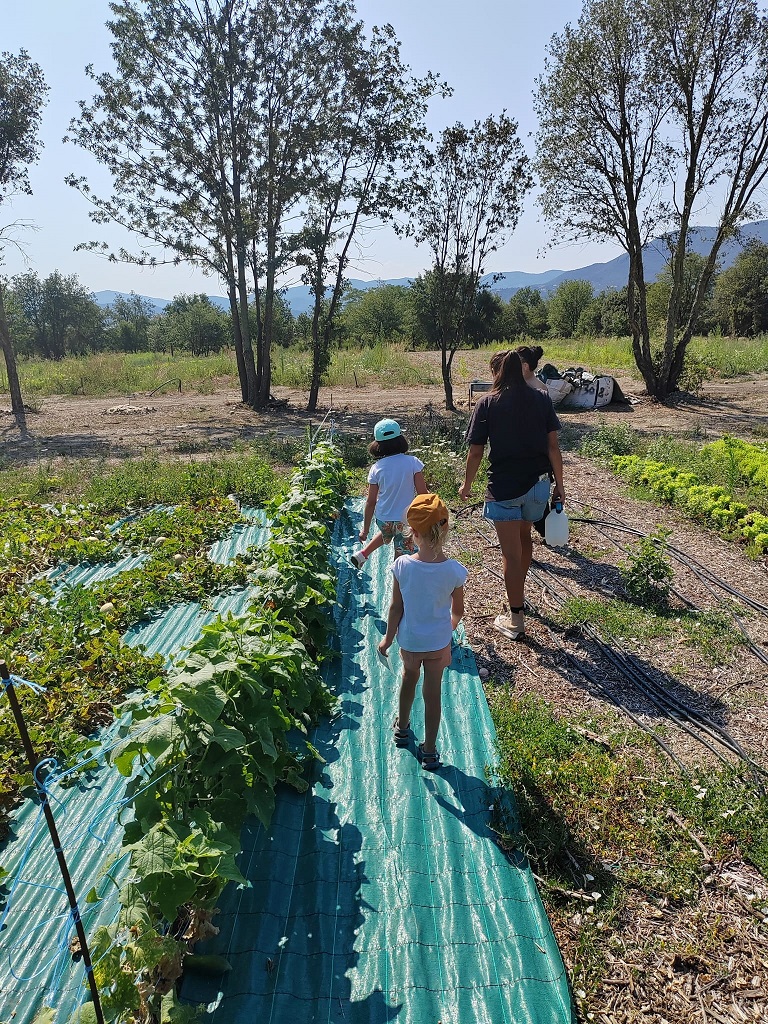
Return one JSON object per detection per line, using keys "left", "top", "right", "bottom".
{"left": 493, "top": 612, "right": 525, "bottom": 640}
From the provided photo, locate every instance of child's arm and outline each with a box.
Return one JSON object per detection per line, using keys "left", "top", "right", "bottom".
{"left": 414, "top": 470, "right": 428, "bottom": 495}
{"left": 360, "top": 483, "right": 378, "bottom": 542}
{"left": 378, "top": 578, "right": 404, "bottom": 655}
{"left": 450, "top": 585, "right": 465, "bottom": 631}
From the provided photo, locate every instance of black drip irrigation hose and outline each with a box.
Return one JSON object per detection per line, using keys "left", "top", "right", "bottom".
{"left": 566, "top": 500, "right": 768, "bottom": 669}
{"left": 568, "top": 496, "right": 768, "bottom": 617}
{"left": 470, "top": 518, "right": 768, "bottom": 788}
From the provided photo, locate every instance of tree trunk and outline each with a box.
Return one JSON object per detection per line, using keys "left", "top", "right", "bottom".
{"left": 0, "top": 284, "right": 28, "bottom": 436}
{"left": 308, "top": 296, "right": 323, "bottom": 413}
{"left": 441, "top": 341, "right": 455, "bottom": 411}
{"left": 227, "top": 281, "right": 247, "bottom": 403}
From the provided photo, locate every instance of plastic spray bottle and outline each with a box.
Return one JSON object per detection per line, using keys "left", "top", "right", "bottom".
{"left": 544, "top": 500, "right": 569, "bottom": 547}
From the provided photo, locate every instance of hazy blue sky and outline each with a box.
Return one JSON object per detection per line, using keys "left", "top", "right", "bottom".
{"left": 3, "top": 0, "right": 623, "bottom": 298}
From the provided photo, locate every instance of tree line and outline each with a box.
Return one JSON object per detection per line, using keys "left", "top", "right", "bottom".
{"left": 8, "top": 241, "right": 768, "bottom": 365}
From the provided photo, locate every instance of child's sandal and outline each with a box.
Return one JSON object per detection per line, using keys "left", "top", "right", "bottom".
{"left": 393, "top": 718, "right": 410, "bottom": 747}
{"left": 417, "top": 743, "right": 442, "bottom": 771}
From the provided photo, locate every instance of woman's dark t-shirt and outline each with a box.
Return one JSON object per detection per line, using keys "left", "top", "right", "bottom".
{"left": 465, "top": 386, "right": 561, "bottom": 500}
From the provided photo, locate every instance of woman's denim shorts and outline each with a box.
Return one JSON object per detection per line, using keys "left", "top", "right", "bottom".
{"left": 484, "top": 476, "right": 551, "bottom": 523}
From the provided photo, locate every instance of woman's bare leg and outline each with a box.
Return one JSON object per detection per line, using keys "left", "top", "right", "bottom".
{"left": 493, "top": 520, "right": 528, "bottom": 608}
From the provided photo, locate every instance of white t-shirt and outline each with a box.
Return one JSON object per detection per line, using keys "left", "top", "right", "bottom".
{"left": 368, "top": 453, "right": 425, "bottom": 523}
{"left": 391, "top": 555, "right": 468, "bottom": 652}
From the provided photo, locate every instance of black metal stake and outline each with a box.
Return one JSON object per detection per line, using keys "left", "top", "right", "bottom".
{"left": 0, "top": 660, "right": 105, "bottom": 1024}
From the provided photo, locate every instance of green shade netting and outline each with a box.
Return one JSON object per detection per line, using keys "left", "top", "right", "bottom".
{"left": 180, "top": 501, "right": 573, "bottom": 1024}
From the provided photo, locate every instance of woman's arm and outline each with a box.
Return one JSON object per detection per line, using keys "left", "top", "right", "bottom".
{"left": 459, "top": 445, "right": 485, "bottom": 500}
{"left": 379, "top": 578, "right": 404, "bottom": 654}
{"left": 450, "top": 585, "right": 465, "bottom": 631}
{"left": 547, "top": 431, "right": 566, "bottom": 503}
{"left": 360, "top": 482, "right": 379, "bottom": 541}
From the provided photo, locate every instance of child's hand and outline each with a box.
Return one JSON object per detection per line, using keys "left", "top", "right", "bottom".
{"left": 458, "top": 482, "right": 472, "bottom": 500}
{"left": 358, "top": 529, "right": 368, "bottom": 542}
{"left": 377, "top": 639, "right": 390, "bottom": 657}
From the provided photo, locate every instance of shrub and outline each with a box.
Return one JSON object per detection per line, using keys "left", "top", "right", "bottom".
{"left": 579, "top": 421, "right": 638, "bottom": 460}
{"left": 619, "top": 529, "right": 674, "bottom": 610}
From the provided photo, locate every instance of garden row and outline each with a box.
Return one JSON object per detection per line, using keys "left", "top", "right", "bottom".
{"left": 613, "top": 450, "right": 768, "bottom": 555}
{"left": 579, "top": 426, "right": 768, "bottom": 556}
{"left": 0, "top": 495, "right": 258, "bottom": 841}
{"left": 86, "top": 443, "right": 348, "bottom": 1024}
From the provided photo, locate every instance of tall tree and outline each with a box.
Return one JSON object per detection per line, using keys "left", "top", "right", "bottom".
{"left": 535, "top": 0, "right": 768, "bottom": 400}
{"left": 13, "top": 271, "right": 104, "bottom": 358}
{"left": 0, "top": 50, "right": 49, "bottom": 436}
{"left": 407, "top": 114, "right": 532, "bottom": 410}
{"left": 297, "top": 23, "right": 445, "bottom": 411}
{"left": 67, "top": 0, "right": 349, "bottom": 408}
{"left": 547, "top": 279, "right": 594, "bottom": 338}
{"left": 107, "top": 291, "right": 156, "bottom": 352}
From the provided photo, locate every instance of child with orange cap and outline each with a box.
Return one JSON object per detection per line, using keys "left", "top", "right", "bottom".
{"left": 377, "top": 493, "right": 467, "bottom": 770}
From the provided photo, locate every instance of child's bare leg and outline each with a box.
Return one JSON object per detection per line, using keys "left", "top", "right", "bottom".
{"left": 360, "top": 532, "right": 385, "bottom": 559}
{"left": 398, "top": 658, "right": 420, "bottom": 729}
{"left": 422, "top": 659, "right": 445, "bottom": 753}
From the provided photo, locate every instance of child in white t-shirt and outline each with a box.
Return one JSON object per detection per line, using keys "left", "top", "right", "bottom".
{"left": 351, "top": 418, "right": 427, "bottom": 569}
{"left": 378, "top": 493, "right": 467, "bottom": 771}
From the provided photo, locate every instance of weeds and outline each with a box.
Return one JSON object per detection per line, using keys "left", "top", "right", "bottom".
{"left": 558, "top": 596, "right": 745, "bottom": 664}
{"left": 619, "top": 529, "right": 674, "bottom": 610}
{"left": 488, "top": 691, "right": 768, "bottom": 997}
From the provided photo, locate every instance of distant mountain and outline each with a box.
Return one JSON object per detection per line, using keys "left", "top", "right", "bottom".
{"left": 529, "top": 220, "right": 768, "bottom": 296}
{"left": 94, "top": 221, "right": 768, "bottom": 314}
{"left": 94, "top": 290, "right": 173, "bottom": 315}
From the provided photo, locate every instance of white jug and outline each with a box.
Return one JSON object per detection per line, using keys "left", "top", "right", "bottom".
{"left": 544, "top": 500, "right": 569, "bottom": 547}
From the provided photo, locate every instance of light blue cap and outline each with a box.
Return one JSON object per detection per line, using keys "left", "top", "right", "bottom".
{"left": 373, "top": 418, "right": 401, "bottom": 441}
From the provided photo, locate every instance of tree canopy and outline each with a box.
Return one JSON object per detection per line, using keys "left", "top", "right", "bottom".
{"left": 408, "top": 113, "right": 531, "bottom": 409}
{"left": 0, "top": 49, "right": 49, "bottom": 434}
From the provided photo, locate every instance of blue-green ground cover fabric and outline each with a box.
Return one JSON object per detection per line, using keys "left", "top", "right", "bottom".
{"left": 181, "top": 502, "right": 573, "bottom": 1024}
{"left": 0, "top": 510, "right": 267, "bottom": 1024}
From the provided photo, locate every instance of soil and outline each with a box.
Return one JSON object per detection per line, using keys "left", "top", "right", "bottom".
{"left": 2, "top": 356, "right": 768, "bottom": 1022}
{"left": 1, "top": 358, "right": 767, "bottom": 462}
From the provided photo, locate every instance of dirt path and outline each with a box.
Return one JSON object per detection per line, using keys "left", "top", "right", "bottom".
{"left": 1, "top": 362, "right": 767, "bottom": 462}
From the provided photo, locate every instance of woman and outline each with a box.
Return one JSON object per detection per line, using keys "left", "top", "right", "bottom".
{"left": 459, "top": 350, "right": 565, "bottom": 640}
{"left": 517, "top": 344, "right": 551, "bottom": 536}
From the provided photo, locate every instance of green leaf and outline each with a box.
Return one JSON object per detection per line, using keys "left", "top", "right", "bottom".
{"left": 113, "top": 747, "right": 139, "bottom": 776}
{"left": 209, "top": 721, "right": 247, "bottom": 751}
{"left": 128, "top": 824, "right": 178, "bottom": 876}
{"left": 69, "top": 1003, "right": 98, "bottom": 1024}
{"left": 174, "top": 683, "right": 228, "bottom": 723}
{"left": 251, "top": 718, "right": 278, "bottom": 759}
{"left": 250, "top": 782, "right": 276, "bottom": 828}
{"left": 142, "top": 716, "right": 179, "bottom": 759}
{"left": 147, "top": 870, "right": 197, "bottom": 923}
